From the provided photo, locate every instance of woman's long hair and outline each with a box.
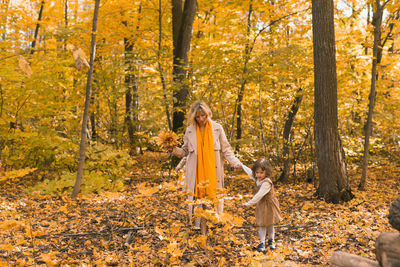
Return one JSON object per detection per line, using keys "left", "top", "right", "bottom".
{"left": 187, "top": 101, "right": 212, "bottom": 126}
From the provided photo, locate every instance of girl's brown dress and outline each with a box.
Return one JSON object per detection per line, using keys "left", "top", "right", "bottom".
{"left": 255, "top": 179, "right": 282, "bottom": 227}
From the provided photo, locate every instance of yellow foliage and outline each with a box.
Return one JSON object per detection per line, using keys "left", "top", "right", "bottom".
{"left": 0, "top": 168, "right": 37, "bottom": 182}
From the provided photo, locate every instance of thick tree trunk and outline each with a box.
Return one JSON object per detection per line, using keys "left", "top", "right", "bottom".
{"left": 235, "top": 1, "right": 253, "bottom": 151}
{"left": 30, "top": 0, "right": 45, "bottom": 54}
{"left": 330, "top": 251, "right": 379, "bottom": 267}
{"left": 172, "top": 0, "right": 197, "bottom": 133}
{"left": 71, "top": 0, "right": 100, "bottom": 198}
{"left": 359, "top": 1, "right": 384, "bottom": 190}
{"left": 311, "top": 0, "right": 353, "bottom": 203}
{"left": 279, "top": 88, "right": 303, "bottom": 183}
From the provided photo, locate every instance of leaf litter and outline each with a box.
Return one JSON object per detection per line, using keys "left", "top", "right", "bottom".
{"left": 0, "top": 152, "right": 398, "bottom": 266}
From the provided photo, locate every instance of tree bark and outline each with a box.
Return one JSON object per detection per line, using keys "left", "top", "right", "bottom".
{"left": 279, "top": 88, "right": 303, "bottom": 183}
{"left": 359, "top": 1, "right": 384, "bottom": 190}
{"left": 158, "top": 0, "right": 172, "bottom": 130}
{"left": 71, "top": 0, "right": 100, "bottom": 198}
{"left": 172, "top": 0, "right": 197, "bottom": 133}
{"left": 30, "top": 0, "right": 45, "bottom": 54}
{"left": 311, "top": 0, "right": 353, "bottom": 203}
{"left": 63, "top": 0, "right": 68, "bottom": 50}
{"left": 235, "top": 1, "right": 253, "bottom": 151}
{"left": 330, "top": 251, "right": 379, "bottom": 267}
{"left": 123, "top": 4, "right": 141, "bottom": 155}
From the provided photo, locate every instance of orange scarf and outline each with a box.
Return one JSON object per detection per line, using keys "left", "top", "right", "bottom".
{"left": 195, "top": 120, "right": 217, "bottom": 199}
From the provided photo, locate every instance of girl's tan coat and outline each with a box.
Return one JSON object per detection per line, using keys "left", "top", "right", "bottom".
{"left": 173, "top": 120, "right": 241, "bottom": 197}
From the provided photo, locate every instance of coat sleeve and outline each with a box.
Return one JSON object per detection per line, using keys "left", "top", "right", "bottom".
{"left": 219, "top": 125, "right": 241, "bottom": 166}
{"left": 244, "top": 182, "right": 271, "bottom": 206}
{"left": 172, "top": 128, "right": 189, "bottom": 158}
{"left": 242, "top": 164, "right": 255, "bottom": 181}
{"left": 175, "top": 157, "right": 187, "bottom": 171}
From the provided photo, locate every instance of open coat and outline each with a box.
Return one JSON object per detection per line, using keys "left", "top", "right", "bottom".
{"left": 173, "top": 120, "right": 241, "bottom": 201}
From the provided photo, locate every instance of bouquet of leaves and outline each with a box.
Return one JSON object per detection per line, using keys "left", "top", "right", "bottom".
{"left": 156, "top": 130, "right": 179, "bottom": 150}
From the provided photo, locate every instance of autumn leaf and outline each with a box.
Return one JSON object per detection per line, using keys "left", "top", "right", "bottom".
{"left": 136, "top": 182, "right": 158, "bottom": 196}
{"left": 18, "top": 55, "right": 33, "bottom": 77}
{"left": 73, "top": 48, "right": 90, "bottom": 70}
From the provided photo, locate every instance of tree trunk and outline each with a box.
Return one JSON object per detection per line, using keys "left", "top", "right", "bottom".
{"left": 64, "top": 0, "right": 68, "bottom": 50}
{"left": 90, "top": 82, "right": 97, "bottom": 141}
{"left": 330, "top": 251, "right": 379, "bottom": 267}
{"left": 279, "top": 88, "right": 303, "bottom": 183}
{"left": 235, "top": 1, "right": 253, "bottom": 151}
{"left": 124, "top": 38, "right": 139, "bottom": 154}
{"left": 359, "top": 1, "right": 384, "bottom": 190}
{"left": 158, "top": 0, "right": 172, "bottom": 130}
{"left": 30, "top": 0, "right": 45, "bottom": 54}
{"left": 311, "top": 0, "right": 353, "bottom": 203}
{"left": 123, "top": 4, "right": 141, "bottom": 155}
{"left": 172, "top": 0, "right": 197, "bottom": 133}
{"left": 71, "top": 0, "right": 100, "bottom": 199}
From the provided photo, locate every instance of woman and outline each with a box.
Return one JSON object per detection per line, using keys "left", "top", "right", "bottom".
{"left": 171, "top": 101, "right": 242, "bottom": 227}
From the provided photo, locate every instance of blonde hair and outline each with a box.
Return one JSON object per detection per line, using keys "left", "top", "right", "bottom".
{"left": 187, "top": 101, "right": 212, "bottom": 126}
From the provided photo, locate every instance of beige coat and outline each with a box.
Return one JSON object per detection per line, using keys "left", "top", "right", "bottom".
{"left": 173, "top": 120, "right": 241, "bottom": 197}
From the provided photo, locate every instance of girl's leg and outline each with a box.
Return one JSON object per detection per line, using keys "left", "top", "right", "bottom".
{"left": 258, "top": 227, "right": 267, "bottom": 244}
{"left": 267, "top": 225, "right": 276, "bottom": 250}
{"left": 267, "top": 225, "right": 275, "bottom": 241}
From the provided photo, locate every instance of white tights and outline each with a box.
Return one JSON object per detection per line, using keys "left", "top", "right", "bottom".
{"left": 258, "top": 225, "right": 275, "bottom": 243}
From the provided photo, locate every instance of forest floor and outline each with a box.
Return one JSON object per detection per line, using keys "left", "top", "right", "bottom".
{"left": 0, "top": 152, "right": 399, "bottom": 266}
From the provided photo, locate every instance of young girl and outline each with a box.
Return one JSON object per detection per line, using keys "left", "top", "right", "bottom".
{"left": 242, "top": 158, "right": 282, "bottom": 252}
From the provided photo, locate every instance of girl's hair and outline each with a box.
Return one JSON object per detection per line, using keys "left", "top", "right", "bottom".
{"left": 251, "top": 158, "right": 273, "bottom": 178}
{"left": 187, "top": 101, "right": 212, "bottom": 126}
